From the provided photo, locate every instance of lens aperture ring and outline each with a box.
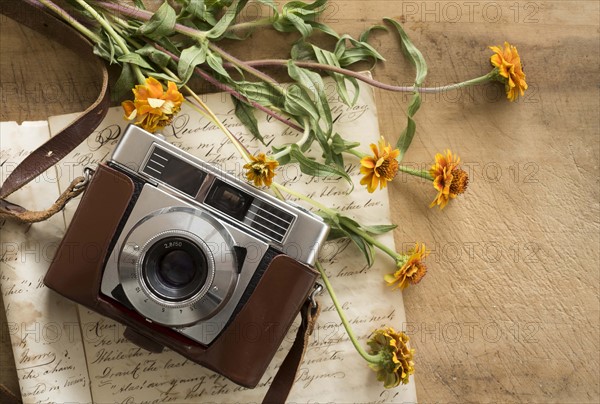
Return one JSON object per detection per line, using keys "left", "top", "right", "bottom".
{"left": 136, "top": 230, "right": 216, "bottom": 309}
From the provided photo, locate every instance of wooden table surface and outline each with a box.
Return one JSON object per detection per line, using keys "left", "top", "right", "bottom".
{"left": 1, "top": 1, "right": 599, "bottom": 402}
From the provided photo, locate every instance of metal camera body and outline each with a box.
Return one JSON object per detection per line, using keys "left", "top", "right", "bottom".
{"left": 99, "top": 125, "right": 329, "bottom": 345}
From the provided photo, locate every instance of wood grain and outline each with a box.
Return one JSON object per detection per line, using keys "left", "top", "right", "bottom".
{"left": 1, "top": 1, "right": 599, "bottom": 402}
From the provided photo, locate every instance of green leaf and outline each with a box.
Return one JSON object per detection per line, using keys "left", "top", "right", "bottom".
{"left": 330, "top": 133, "right": 360, "bottom": 155}
{"left": 285, "top": 13, "right": 312, "bottom": 38}
{"left": 289, "top": 145, "right": 352, "bottom": 185}
{"left": 133, "top": 0, "right": 146, "bottom": 9}
{"left": 118, "top": 53, "right": 154, "bottom": 70}
{"left": 312, "top": 46, "right": 360, "bottom": 106}
{"left": 178, "top": 43, "right": 208, "bottom": 84}
{"left": 112, "top": 63, "right": 135, "bottom": 102}
{"left": 359, "top": 24, "right": 388, "bottom": 42}
{"left": 233, "top": 98, "right": 265, "bottom": 144}
{"left": 205, "top": 49, "right": 231, "bottom": 78}
{"left": 154, "top": 37, "right": 180, "bottom": 55}
{"left": 307, "top": 21, "right": 340, "bottom": 38}
{"left": 284, "top": 84, "right": 319, "bottom": 123}
{"left": 325, "top": 228, "right": 347, "bottom": 241}
{"left": 236, "top": 81, "right": 284, "bottom": 108}
{"left": 335, "top": 34, "right": 385, "bottom": 67}
{"left": 287, "top": 61, "right": 323, "bottom": 99}
{"left": 360, "top": 223, "right": 398, "bottom": 235}
{"left": 287, "top": 61, "right": 332, "bottom": 134}
{"left": 137, "top": 2, "right": 177, "bottom": 40}
{"left": 93, "top": 41, "right": 113, "bottom": 64}
{"left": 338, "top": 214, "right": 361, "bottom": 230}
{"left": 384, "top": 18, "right": 428, "bottom": 161}
{"left": 338, "top": 215, "right": 379, "bottom": 266}
{"left": 206, "top": 0, "right": 233, "bottom": 8}
{"left": 179, "top": 0, "right": 218, "bottom": 25}
{"left": 395, "top": 93, "right": 421, "bottom": 161}
{"left": 384, "top": 18, "right": 427, "bottom": 85}
{"left": 345, "top": 227, "right": 375, "bottom": 266}
{"left": 206, "top": 0, "right": 249, "bottom": 39}
{"left": 291, "top": 40, "right": 315, "bottom": 60}
{"left": 317, "top": 212, "right": 379, "bottom": 266}
{"left": 92, "top": 30, "right": 119, "bottom": 64}
{"left": 271, "top": 145, "right": 292, "bottom": 165}
{"left": 135, "top": 45, "right": 171, "bottom": 68}
{"left": 272, "top": 0, "right": 327, "bottom": 37}
{"left": 284, "top": 0, "right": 327, "bottom": 12}
{"left": 182, "top": 0, "right": 206, "bottom": 18}
{"left": 146, "top": 72, "right": 183, "bottom": 84}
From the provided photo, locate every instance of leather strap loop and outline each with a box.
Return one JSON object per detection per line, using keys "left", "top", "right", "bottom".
{"left": 0, "top": 0, "right": 110, "bottom": 220}
{"left": 0, "top": 175, "right": 87, "bottom": 223}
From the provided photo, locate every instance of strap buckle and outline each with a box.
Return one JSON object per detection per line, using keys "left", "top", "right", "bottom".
{"left": 73, "top": 167, "right": 95, "bottom": 191}
{"left": 308, "top": 282, "right": 323, "bottom": 308}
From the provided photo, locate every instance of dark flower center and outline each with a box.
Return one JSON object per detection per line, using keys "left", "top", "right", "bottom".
{"left": 450, "top": 168, "right": 469, "bottom": 195}
{"left": 376, "top": 157, "right": 399, "bottom": 180}
{"left": 409, "top": 262, "right": 427, "bottom": 285}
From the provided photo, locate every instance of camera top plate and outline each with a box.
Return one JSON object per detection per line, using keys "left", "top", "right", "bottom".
{"left": 110, "top": 124, "right": 328, "bottom": 266}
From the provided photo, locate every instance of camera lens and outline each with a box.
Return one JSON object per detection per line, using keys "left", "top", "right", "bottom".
{"left": 143, "top": 237, "right": 208, "bottom": 302}
{"left": 159, "top": 250, "right": 195, "bottom": 286}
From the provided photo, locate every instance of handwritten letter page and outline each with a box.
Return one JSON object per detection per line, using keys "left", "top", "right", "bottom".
{"left": 3, "top": 75, "right": 417, "bottom": 403}
{"left": 0, "top": 121, "right": 92, "bottom": 403}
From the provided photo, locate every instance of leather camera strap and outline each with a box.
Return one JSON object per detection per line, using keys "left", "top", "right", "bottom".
{"left": 263, "top": 300, "right": 321, "bottom": 404}
{"left": 0, "top": 0, "right": 110, "bottom": 223}
{"left": 0, "top": 384, "right": 21, "bottom": 404}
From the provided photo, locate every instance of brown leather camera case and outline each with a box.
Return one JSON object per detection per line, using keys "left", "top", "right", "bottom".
{"left": 44, "top": 163, "right": 319, "bottom": 388}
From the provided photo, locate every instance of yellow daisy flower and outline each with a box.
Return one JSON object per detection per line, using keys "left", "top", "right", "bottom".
{"left": 360, "top": 137, "right": 400, "bottom": 193}
{"left": 385, "top": 243, "right": 429, "bottom": 290}
{"left": 122, "top": 77, "right": 184, "bottom": 133}
{"left": 243, "top": 153, "right": 279, "bottom": 187}
{"left": 367, "top": 327, "right": 415, "bottom": 388}
{"left": 429, "top": 150, "right": 469, "bottom": 209}
{"left": 490, "top": 42, "right": 528, "bottom": 102}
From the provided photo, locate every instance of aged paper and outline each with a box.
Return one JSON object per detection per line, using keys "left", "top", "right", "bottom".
{"left": 4, "top": 75, "right": 416, "bottom": 403}
{"left": 0, "top": 121, "right": 93, "bottom": 403}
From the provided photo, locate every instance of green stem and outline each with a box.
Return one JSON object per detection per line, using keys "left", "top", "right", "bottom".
{"left": 239, "top": 59, "right": 497, "bottom": 94}
{"left": 73, "top": 0, "right": 125, "bottom": 52}
{"left": 316, "top": 261, "right": 382, "bottom": 364}
{"left": 271, "top": 183, "right": 335, "bottom": 215}
{"left": 398, "top": 165, "right": 434, "bottom": 181}
{"left": 346, "top": 148, "right": 367, "bottom": 159}
{"left": 97, "top": 2, "right": 207, "bottom": 40}
{"left": 73, "top": 0, "right": 146, "bottom": 83}
{"left": 345, "top": 222, "right": 402, "bottom": 261}
{"left": 419, "top": 71, "right": 497, "bottom": 93}
{"left": 207, "top": 43, "right": 286, "bottom": 95}
{"left": 108, "top": 13, "right": 136, "bottom": 31}
{"left": 38, "top": 0, "right": 102, "bottom": 43}
{"left": 227, "top": 17, "right": 273, "bottom": 33}
{"left": 183, "top": 85, "right": 252, "bottom": 163}
{"left": 271, "top": 119, "right": 310, "bottom": 160}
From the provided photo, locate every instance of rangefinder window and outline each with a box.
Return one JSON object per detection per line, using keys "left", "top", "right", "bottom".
{"left": 143, "top": 147, "right": 206, "bottom": 197}
{"left": 205, "top": 180, "right": 253, "bottom": 220}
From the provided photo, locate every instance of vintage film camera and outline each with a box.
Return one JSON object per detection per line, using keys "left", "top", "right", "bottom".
{"left": 45, "top": 124, "right": 329, "bottom": 387}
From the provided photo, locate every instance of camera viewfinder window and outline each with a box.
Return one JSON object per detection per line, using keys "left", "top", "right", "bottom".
{"left": 143, "top": 147, "right": 206, "bottom": 197}
{"left": 205, "top": 180, "right": 254, "bottom": 220}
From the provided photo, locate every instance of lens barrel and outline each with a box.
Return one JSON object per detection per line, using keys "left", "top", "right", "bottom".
{"left": 143, "top": 237, "right": 208, "bottom": 301}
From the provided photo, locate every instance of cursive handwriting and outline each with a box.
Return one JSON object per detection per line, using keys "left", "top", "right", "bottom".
{"left": 3, "top": 73, "right": 416, "bottom": 403}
